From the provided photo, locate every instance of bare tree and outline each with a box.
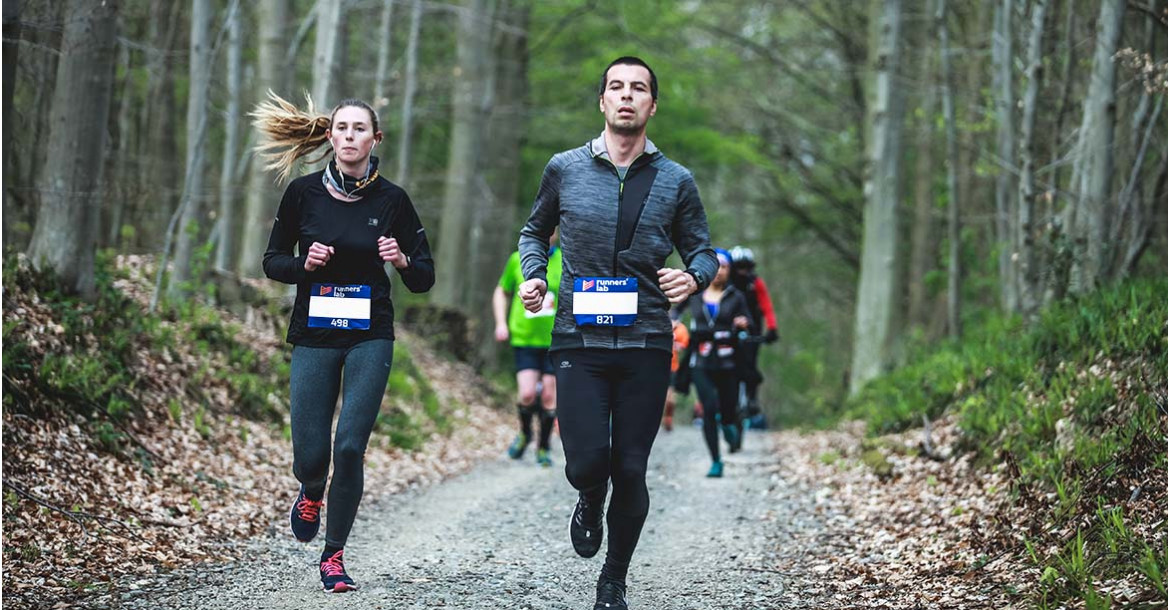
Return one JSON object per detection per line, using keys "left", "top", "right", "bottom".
{"left": 850, "top": 0, "right": 906, "bottom": 394}
{"left": 907, "top": 24, "right": 936, "bottom": 331}
{"left": 238, "top": 0, "right": 289, "bottom": 278}
{"left": 215, "top": 2, "right": 244, "bottom": 272}
{"left": 1015, "top": 0, "right": 1049, "bottom": 316}
{"left": 433, "top": 0, "right": 496, "bottom": 310}
{"left": 3, "top": 0, "right": 21, "bottom": 167}
{"left": 167, "top": 0, "right": 214, "bottom": 300}
{"left": 396, "top": 0, "right": 424, "bottom": 187}
{"left": 312, "top": 0, "right": 343, "bottom": 108}
{"left": 937, "top": 0, "right": 961, "bottom": 338}
{"left": 372, "top": 0, "right": 395, "bottom": 108}
{"left": 26, "top": 0, "right": 119, "bottom": 297}
{"left": 992, "top": 0, "right": 1016, "bottom": 311}
{"left": 1067, "top": 0, "right": 1126, "bottom": 294}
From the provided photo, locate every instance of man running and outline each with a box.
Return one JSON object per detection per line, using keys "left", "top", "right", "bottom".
{"left": 516, "top": 56, "right": 718, "bottom": 610}
{"left": 493, "top": 235, "right": 562, "bottom": 467}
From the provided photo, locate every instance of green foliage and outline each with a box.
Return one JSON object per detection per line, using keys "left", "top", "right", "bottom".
{"left": 847, "top": 279, "right": 1168, "bottom": 607}
{"left": 375, "top": 340, "right": 458, "bottom": 450}
{"left": 2, "top": 253, "right": 290, "bottom": 452}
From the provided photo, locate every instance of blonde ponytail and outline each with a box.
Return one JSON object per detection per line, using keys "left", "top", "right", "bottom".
{"left": 250, "top": 91, "right": 332, "bottom": 182}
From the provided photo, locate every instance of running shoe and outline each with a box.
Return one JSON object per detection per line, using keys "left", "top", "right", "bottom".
{"left": 507, "top": 433, "right": 529, "bottom": 459}
{"left": 594, "top": 578, "right": 628, "bottom": 609}
{"left": 536, "top": 448, "right": 553, "bottom": 468}
{"left": 570, "top": 493, "right": 604, "bottom": 558}
{"left": 320, "top": 549, "right": 357, "bottom": 592}
{"left": 707, "top": 461, "right": 724, "bottom": 478}
{"left": 722, "top": 424, "right": 741, "bottom": 453}
{"left": 290, "top": 486, "right": 324, "bottom": 542}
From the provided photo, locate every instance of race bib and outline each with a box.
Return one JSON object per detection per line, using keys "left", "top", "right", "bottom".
{"left": 573, "top": 277, "right": 637, "bottom": 326}
{"left": 308, "top": 284, "right": 371, "bottom": 330}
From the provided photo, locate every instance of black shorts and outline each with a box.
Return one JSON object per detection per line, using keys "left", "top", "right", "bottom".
{"left": 513, "top": 346, "right": 554, "bottom": 375}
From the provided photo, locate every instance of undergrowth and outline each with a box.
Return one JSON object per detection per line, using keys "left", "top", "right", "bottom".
{"left": 3, "top": 252, "right": 457, "bottom": 455}
{"left": 846, "top": 279, "right": 1168, "bottom": 607}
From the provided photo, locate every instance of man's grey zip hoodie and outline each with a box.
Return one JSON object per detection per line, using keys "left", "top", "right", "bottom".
{"left": 519, "top": 133, "right": 718, "bottom": 353}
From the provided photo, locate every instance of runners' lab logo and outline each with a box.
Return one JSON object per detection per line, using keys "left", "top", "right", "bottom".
{"left": 320, "top": 286, "right": 332, "bottom": 296}
{"left": 581, "top": 279, "right": 595, "bottom": 291}
{"left": 368, "top": 218, "right": 378, "bottom": 227}
{"left": 560, "top": 361, "right": 571, "bottom": 369}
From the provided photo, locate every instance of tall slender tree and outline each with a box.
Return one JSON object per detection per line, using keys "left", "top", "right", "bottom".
{"left": 433, "top": 0, "right": 495, "bottom": 310}
{"left": 1015, "top": 0, "right": 1049, "bottom": 315}
{"left": 238, "top": 0, "right": 289, "bottom": 278}
{"left": 167, "top": 0, "right": 214, "bottom": 300}
{"left": 312, "top": 0, "right": 343, "bottom": 108}
{"left": 1067, "top": 0, "right": 1126, "bottom": 294}
{"left": 372, "top": 0, "right": 395, "bottom": 108}
{"left": 26, "top": 0, "right": 119, "bottom": 297}
{"left": 992, "top": 0, "right": 1016, "bottom": 311}
{"left": 850, "top": 0, "right": 907, "bottom": 393}
{"left": 396, "top": 0, "right": 424, "bottom": 187}
{"left": 215, "top": 2, "right": 244, "bottom": 272}
{"left": 937, "top": 0, "right": 961, "bottom": 338}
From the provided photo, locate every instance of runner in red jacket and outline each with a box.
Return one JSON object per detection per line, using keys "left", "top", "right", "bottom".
{"left": 729, "top": 247, "right": 778, "bottom": 429}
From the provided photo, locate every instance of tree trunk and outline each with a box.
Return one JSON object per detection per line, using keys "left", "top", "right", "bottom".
{"left": 167, "top": 0, "right": 214, "bottom": 300}
{"left": 215, "top": 3, "right": 243, "bottom": 272}
{"left": 1015, "top": 0, "right": 1048, "bottom": 316}
{"left": 312, "top": 0, "right": 343, "bottom": 108}
{"left": 937, "top": 0, "right": 961, "bottom": 339}
{"left": 992, "top": 0, "right": 1016, "bottom": 312}
{"left": 433, "top": 0, "right": 494, "bottom": 310}
{"left": 1067, "top": 0, "right": 1125, "bottom": 294}
{"left": 26, "top": 0, "right": 118, "bottom": 298}
{"left": 373, "top": 0, "right": 395, "bottom": 108}
{"left": 396, "top": 0, "right": 423, "bottom": 187}
{"left": 474, "top": 0, "right": 530, "bottom": 366}
{"left": 135, "top": 0, "right": 183, "bottom": 251}
{"left": 104, "top": 36, "right": 133, "bottom": 249}
{"left": 907, "top": 29, "right": 936, "bottom": 331}
{"left": 238, "top": 0, "right": 288, "bottom": 278}
{"left": 850, "top": 0, "right": 906, "bottom": 394}
{"left": 2, "top": 0, "right": 21, "bottom": 175}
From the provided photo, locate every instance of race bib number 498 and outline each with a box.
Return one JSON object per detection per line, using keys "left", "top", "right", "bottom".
{"left": 573, "top": 277, "right": 637, "bottom": 326}
{"left": 308, "top": 284, "right": 371, "bottom": 330}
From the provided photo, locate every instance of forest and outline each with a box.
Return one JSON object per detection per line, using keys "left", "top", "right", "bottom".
{"left": 4, "top": 0, "right": 1166, "bottom": 415}
{"left": 1, "top": 0, "right": 1167, "bottom": 608}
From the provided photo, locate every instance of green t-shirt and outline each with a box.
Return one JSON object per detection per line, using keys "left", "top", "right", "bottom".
{"left": 498, "top": 248, "right": 562, "bottom": 348}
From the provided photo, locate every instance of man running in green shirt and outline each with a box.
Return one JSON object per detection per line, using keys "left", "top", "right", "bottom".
{"left": 493, "top": 236, "right": 563, "bottom": 467}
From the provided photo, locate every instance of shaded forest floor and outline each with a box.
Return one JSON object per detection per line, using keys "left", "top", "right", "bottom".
{"left": 1, "top": 255, "right": 515, "bottom": 609}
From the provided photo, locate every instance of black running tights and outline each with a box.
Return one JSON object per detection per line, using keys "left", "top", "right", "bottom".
{"left": 554, "top": 348, "right": 671, "bottom": 576}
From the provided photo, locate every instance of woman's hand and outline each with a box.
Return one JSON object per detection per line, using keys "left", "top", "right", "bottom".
{"left": 304, "top": 242, "right": 334, "bottom": 271}
{"left": 733, "top": 315, "right": 750, "bottom": 330}
{"left": 378, "top": 236, "right": 408, "bottom": 269}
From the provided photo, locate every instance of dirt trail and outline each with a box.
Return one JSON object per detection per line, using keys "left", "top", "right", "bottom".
{"left": 102, "top": 427, "right": 820, "bottom": 609}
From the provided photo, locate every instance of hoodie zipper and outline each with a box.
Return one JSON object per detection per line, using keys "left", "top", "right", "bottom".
{"left": 599, "top": 153, "right": 646, "bottom": 349}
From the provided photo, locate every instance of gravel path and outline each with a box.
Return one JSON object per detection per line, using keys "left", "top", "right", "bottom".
{"left": 106, "top": 426, "right": 820, "bottom": 609}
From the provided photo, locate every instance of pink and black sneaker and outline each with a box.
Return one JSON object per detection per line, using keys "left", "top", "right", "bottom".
{"left": 320, "top": 549, "right": 358, "bottom": 592}
{"left": 290, "top": 486, "right": 324, "bottom": 542}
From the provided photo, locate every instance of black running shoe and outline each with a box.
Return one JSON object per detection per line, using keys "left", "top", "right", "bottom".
{"left": 594, "top": 578, "right": 628, "bottom": 609}
{"left": 290, "top": 486, "right": 324, "bottom": 542}
{"left": 570, "top": 493, "right": 604, "bottom": 558}
{"left": 320, "top": 549, "right": 358, "bottom": 593}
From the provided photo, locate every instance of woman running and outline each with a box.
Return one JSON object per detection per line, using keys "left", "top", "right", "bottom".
{"left": 253, "top": 92, "right": 435, "bottom": 592}
{"left": 682, "top": 248, "right": 750, "bottom": 477}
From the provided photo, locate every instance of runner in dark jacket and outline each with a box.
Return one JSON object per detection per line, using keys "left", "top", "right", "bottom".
{"left": 515, "top": 56, "right": 718, "bottom": 610}
{"left": 681, "top": 249, "right": 751, "bottom": 477}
